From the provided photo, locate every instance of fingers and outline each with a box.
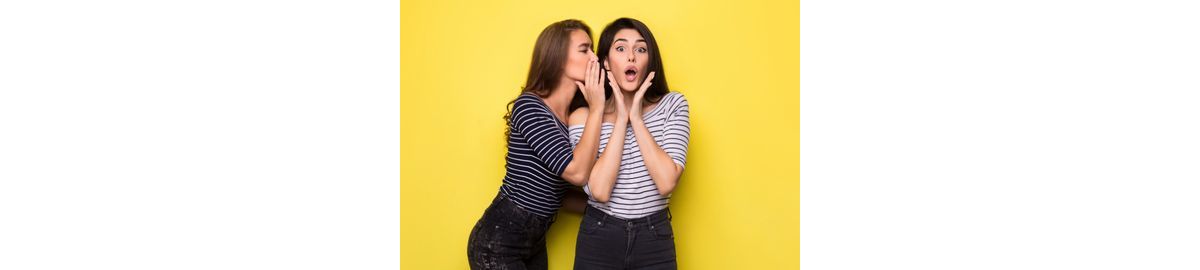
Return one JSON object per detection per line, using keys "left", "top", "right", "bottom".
{"left": 593, "top": 61, "right": 601, "bottom": 86}
{"left": 635, "top": 71, "right": 656, "bottom": 97}
{"left": 595, "top": 61, "right": 602, "bottom": 88}
{"left": 606, "top": 70, "right": 620, "bottom": 90}
{"left": 637, "top": 82, "right": 652, "bottom": 98}
{"left": 575, "top": 81, "right": 586, "bottom": 94}
{"left": 641, "top": 72, "right": 656, "bottom": 89}
{"left": 611, "top": 81, "right": 624, "bottom": 100}
{"left": 585, "top": 61, "right": 595, "bottom": 87}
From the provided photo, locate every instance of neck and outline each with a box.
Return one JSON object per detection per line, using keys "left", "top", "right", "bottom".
{"left": 620, "top": 90, "right": 637, "bottom": 111}
{"left": 542, "top": 79, "right": 575, "bottom": 121}
{"left": 607, "top": 89, "right": 638, "bottom": 114}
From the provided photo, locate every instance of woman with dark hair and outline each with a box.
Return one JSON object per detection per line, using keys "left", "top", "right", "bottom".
{"left": 466, "top": 19, "right": 608, "bottom": 270}
{"left": 568, "top": 17, "right": 690, "bottom": 270}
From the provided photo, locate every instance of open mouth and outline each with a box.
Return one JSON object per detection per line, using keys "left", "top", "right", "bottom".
{"left": 623, "top": 66, "right": 638, "bottom": 82}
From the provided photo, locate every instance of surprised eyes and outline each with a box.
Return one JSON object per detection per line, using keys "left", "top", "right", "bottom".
{"left": 615, "top": 46, "right": 648, "bottom": 54}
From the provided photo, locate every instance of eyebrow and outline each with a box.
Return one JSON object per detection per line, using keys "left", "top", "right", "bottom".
{"left": 578, "top": 42, "right": 592, "bottom": 48}
{"left": 614, "top": 38, "right": 646, "bottom": 44}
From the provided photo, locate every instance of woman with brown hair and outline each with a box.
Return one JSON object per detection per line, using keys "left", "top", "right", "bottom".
{"left": 466, "top": 19, "right": 607, "bottom": 270}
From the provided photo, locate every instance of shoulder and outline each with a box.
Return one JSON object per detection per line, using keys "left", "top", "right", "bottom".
{"left": 568, "top": 107, "right": 590, "bottom": 126}
{"left": 667, "top": 91, "right": 687, "bottom": 103}
{"left": 511, "top": 94, "right": 550, "bottom": 116}
{"left": 513, "top": 93, "right": 543, "bottom": 107}
{"left": 661, "top": 91, "right": 688, "bottom": 112}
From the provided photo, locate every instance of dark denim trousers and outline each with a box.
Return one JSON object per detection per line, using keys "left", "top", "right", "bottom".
{"left": 467, "top": 191, "right": 554, "bottom": 270}
{"left": 573, "top": 205, "right": 677, "bottom": 270}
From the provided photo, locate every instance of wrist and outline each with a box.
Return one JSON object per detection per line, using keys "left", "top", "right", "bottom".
{"left": 588, "top": 107, "right": 604, "bottom": 118}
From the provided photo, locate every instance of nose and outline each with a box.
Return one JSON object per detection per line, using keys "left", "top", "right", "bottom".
{"left": 626, "top": 50, "right": 635, "bottom": 62}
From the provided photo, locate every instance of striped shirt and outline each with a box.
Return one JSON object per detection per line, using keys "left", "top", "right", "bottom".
{"left": 569, "top": 92, "right": 690, "bottom": 219}
{"left": 498, "top": 93, "right": 575, "bottom": 218}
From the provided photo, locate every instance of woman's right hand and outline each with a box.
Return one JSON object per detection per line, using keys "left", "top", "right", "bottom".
{"left": 575, "top": 60, "right": 606, "bottom": 108}
{"left": 606, "top": 70, "right": 629, "bottom": 122}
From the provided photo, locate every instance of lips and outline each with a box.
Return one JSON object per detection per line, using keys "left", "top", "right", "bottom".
{"left": 623, "top": 65, "right": 638, "bottom": 82}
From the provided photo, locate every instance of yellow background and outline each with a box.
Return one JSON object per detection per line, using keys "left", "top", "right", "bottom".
{"left": 401, "top": 0, "right": 798, "bottom": 268}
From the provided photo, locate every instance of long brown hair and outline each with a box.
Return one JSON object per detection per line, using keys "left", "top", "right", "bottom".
{"left": 504, "top": 19, "right": 592, "bottom": 137}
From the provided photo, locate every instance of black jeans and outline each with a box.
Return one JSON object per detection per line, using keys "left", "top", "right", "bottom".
{"left": 573, "top": 205, "right": 677, "bottom": 270}
{"left": 467, "top": 191, "right": 555, "bottom": 270}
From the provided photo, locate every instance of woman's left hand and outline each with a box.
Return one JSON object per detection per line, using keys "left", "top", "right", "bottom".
{"left": 606, "top": 70, "right": 629, "bottom": 123}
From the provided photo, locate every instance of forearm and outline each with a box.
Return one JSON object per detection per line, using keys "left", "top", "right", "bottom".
{"left": 630, "top": 118, "right": 682, "bottom": 195}
{"left": 562, "top": 109, "right": 604, "bottom": 186}
{"left": 587, "top": 120, "right": 626, "bottom": 202}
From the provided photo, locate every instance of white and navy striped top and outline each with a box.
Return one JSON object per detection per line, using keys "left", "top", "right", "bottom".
{"left": 499, "top": 93, "right": 576, "bottom": 218}
{"left": 569, "top": 92, "right": 690, "bottom": 219}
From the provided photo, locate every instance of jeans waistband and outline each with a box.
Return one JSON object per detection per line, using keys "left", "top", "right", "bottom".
{"left": 584, "top": 204, "right": 671, "bottom": 228}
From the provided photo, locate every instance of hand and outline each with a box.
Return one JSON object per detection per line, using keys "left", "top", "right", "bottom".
{"left": 606, "top": 70, "right": 629, "bottom": 123}
{"left": 628, "top": 71, "right": 656, "bottom": 118}
{"left": 574, "top": 60, "right": 606, "bottom": 108}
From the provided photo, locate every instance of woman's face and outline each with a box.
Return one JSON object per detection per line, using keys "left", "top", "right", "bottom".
{"left": 604, "top": 29, "right": 650, "bottom": 92}
{"left": 563, "top": 29, "right": 597, "bottom": 83}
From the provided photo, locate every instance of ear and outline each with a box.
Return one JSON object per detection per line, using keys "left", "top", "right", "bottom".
{"left": 602, "top": 60, "right": 610, "bottom": 70}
